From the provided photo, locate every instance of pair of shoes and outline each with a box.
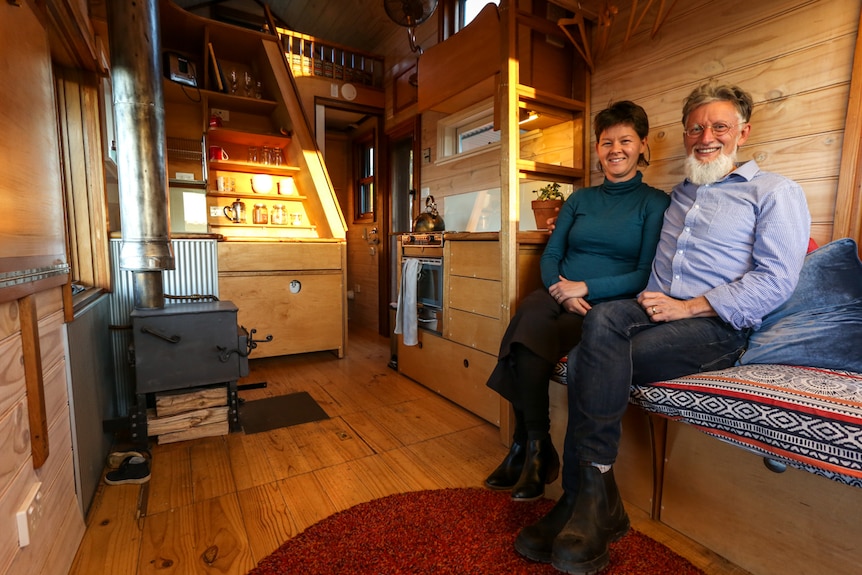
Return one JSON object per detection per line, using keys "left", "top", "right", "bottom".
{"left": 514, "top": 463, "right": 628, "bottom": 572}
{"left": 511, "top": 438, "right": 560, "bottom": 501}
{"left": 106, "top": 450, "right": 146, "bottom": 469}
{"left": 484, "top": 441, "right": 526, "bottom": 490}
{"left": 550, "top": 464, "right": 630, "bottom": 574}
{"left": 104, "top": 456, "right": 151, "bottom": 485}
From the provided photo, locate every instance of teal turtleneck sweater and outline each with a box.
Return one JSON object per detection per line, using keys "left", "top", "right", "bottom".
{"left": 540, "top": 171, "right": 670, "bottom": 303}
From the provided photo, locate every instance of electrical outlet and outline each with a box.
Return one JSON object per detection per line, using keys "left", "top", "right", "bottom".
{"left": 210, "top": 206, "right": 222, "bottom": 217}
{"left": 16, "top": 482, "right": 43, "bottom": 548}
{"left": 210, "top": 108, "right": 229, "bottom": 122}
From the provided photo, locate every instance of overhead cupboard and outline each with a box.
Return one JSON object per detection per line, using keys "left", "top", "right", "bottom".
{"left": 159, "top": 0, "right": 347, "bottom": 358}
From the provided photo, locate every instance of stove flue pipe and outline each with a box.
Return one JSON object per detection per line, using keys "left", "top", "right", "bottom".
{"left": 107, "top": 0, "right": 174, "bottom": 309}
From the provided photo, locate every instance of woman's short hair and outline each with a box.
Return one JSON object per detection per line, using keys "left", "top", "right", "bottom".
{"left": 682, "top": 83, "right": 754, "bottom": 126}
{"left": 594, "top": 100, "right": 650, "bottom": 167}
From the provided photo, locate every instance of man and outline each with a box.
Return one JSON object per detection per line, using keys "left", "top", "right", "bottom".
{"left": 514, "top": 83, "right": 812, "bottom": 574}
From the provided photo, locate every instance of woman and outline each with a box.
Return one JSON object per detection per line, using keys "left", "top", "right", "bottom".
{"left": 484, "top": 100, "right": 670, "bottom": 501}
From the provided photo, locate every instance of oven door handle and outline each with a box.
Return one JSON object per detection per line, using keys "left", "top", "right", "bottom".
{"left": 408, "top": 257, "right": 443, "bottom": 266}
{"left": 140, "top": 326, "right": 181, "bottom": 344}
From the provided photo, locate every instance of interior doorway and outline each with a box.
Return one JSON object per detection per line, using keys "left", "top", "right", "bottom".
{"left": 316, "top": 100, "right": 385, "bottom": 334}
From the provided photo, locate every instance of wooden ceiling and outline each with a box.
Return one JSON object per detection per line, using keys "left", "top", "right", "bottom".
{"left": 167, "top": 1, "right": 677, "bottom": 63}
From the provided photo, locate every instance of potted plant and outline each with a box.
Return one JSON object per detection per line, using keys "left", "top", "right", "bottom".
{"left": 531, "top": 182, "right": 565, "bottom": 229}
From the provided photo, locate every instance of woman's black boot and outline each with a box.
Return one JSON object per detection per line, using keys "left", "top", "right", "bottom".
{"left": 514, "top": 489, "right": 577, "bottom": 562}
{"left": 511, "top": 438, "right": 560, "bottom": 501}
{"left": 550, "top": 463, "right": 630, "bottom": 574}
{"left": 484, "top": 441, "right": 526, "bottom": 490}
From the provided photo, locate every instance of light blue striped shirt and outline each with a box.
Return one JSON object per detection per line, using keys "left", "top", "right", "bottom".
{"left": 645, "top": 160, "right": 811, "bottom": 330}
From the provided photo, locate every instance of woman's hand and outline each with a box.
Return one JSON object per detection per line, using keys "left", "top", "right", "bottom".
{"left": 637, "top": 291, "right": 717, "bottom": 322}
{"left": 562, "top": 297, "right": 591, "bottom": 316}
{"left": 549, "top": 277, "right": 589, "bottom": 312}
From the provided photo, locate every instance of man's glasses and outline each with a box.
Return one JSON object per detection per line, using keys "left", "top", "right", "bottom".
{"left": 683, "top": 122, "right": 743, "bottom": 138}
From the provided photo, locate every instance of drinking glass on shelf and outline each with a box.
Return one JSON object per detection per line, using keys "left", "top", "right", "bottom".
{"left": 254, "top": 81, "right": 263, "bottom": 99}
{"left": 243, "top": 71, "right": 253, "bottom": 97}
{"left": 262, "top": 146, "right": 272, "bottom": 165}
{"left": 272, "top": 148, "right": 283, "bottom": 166}
{"left": 229, "top": 69, "right": 238, "bottom": 95}
{"left": 248, "top": 146, "right": 259, "bottom": 164}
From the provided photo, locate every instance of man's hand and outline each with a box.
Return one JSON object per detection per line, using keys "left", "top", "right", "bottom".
{"left": 637, "top": 291, "right": 717, "bottom": 322}
{"left": 546, "top": 207, "right": 561, "bottom": 231}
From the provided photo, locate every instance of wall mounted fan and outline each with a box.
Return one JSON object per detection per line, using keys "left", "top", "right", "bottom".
{"left": 384, "top": 0, "right": 439, "bottom": 54}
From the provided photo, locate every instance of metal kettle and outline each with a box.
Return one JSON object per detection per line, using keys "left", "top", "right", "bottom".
{"left": 413, "top": 195, "right": 445, "bottom": 232}
{"left": 223, "top": 199, "right": 246, "bottom": 223}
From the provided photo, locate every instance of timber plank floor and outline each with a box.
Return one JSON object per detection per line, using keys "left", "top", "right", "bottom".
{"left": 69, "top": 326, "right": 751, "bottom": 575}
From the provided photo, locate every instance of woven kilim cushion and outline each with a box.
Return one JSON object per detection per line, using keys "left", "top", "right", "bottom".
{"left": 629, "top": 364, "right": 862, "bottom": 487}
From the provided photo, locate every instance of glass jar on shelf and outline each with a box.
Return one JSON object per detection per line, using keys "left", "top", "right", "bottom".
{"left": 252, "top": 203, "right": 268, "bottom": 224}
{"left": 271, "top": 204, "right": 286, "bottom": 225}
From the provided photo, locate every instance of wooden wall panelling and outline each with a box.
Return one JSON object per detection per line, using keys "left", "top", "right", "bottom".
{"left": 588, "top": 0, "right": 861, "bottom": 249}
{"left": 835, "top": 4, "right": 862, "bottom": 247}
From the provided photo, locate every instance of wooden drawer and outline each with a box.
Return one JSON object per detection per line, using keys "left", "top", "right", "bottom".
{"left": 398, "top": 331, "right": 500, "bottom": 425}
{"left": 448, "top": 275, "right": 501, "bottom": 319}
{"left": 447, "top": 308, "right": 503, "bottom": 355}
{"left": 219, "top": 271, "right": 343, "bottom": 357}
{"left": 218, "top": 241, "right": 343, "bottom": 271}
{"left": 447, "top": 241, "right": 501, "bottom": 281}
{"left": 660, "top": 421, "right": 862, "bottom": 575}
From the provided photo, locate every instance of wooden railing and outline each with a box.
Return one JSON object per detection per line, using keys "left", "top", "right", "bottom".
{"left": 277, "top": 28, "right": 384, "bottom": 88}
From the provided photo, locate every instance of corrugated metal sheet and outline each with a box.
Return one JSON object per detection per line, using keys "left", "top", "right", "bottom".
{"left": 108, "top": 238, "right": 219, "bottom": 415}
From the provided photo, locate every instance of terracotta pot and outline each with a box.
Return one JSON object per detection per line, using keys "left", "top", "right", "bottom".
{"left": 531, "top": 199, "right": 564, "bottom": 229}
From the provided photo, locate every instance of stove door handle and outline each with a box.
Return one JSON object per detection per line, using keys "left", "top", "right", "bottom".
{"left": 140, "top": 326, "right": 181, "bottom": 344}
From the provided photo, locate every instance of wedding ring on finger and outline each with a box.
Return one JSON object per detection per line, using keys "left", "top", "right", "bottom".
{"left": 651, "top": 306, "right": 657, "bottom": 315}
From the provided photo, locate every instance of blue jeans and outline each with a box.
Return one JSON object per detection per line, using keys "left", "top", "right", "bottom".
{"left": 562, "top": 298, "right": 749, "bottom": 492}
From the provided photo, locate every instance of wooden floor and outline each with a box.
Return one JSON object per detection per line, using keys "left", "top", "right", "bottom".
{"left": 69, "top": 326, "right": 750, "bottom": 575}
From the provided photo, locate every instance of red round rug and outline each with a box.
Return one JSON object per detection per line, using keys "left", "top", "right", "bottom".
{"left": 248, "top": 488, "right": 706, "bottom": 575}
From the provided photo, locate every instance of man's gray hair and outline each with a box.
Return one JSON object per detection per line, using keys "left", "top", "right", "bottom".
{"left": 682, "top": 83, "right": 754, "bottom": 126}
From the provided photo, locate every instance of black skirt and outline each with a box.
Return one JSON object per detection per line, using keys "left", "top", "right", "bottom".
{"left": 486, "top": 288, "right": 585, "bottom": 402}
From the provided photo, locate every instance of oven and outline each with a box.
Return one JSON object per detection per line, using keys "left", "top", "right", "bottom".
{"left": 401, "top": 232, "right": 444, "bottom": 334}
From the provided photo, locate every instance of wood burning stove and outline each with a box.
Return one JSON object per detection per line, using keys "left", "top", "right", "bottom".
{"left": 129, "top": 300, "right": 251, "bottom": 444}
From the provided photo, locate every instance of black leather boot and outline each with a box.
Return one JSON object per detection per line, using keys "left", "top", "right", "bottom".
{"left": 484, "top": 441, "right": 526, "bottom": 490}
{"left": 551, "top": 463, "right": 630, "bottom": 574}
{"left": 511, "top": 438, "right": 560, "bottom": 501}
{"left": 514, "top": 489, "right": 577, "bottom": 563}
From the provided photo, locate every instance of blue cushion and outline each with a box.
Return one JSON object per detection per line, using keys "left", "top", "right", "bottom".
{"left": 739, "top": 238, "right": 862, "bottom": 372}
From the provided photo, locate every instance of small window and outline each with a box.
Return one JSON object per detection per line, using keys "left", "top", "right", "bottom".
{"left": 354, "top": 134, "right": 375, "bottom": 221}
{"left": 437, "top": 98, "right": 499, "bottom": 161}
{"left": 460, "top": 0, "right": 500, "bottom": 29}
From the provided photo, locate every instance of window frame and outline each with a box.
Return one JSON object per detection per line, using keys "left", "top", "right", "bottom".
{"left": 353, "top": 131, "right": 376, "bottom": 223}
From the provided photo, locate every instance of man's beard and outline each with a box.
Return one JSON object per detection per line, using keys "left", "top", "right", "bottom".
{"left": 684, "top": 151, "right": 736, "bottom": 185}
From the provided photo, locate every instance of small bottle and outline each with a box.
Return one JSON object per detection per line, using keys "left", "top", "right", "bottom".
{"left": 271, "top": 204, "right": 286, "bottom": 225}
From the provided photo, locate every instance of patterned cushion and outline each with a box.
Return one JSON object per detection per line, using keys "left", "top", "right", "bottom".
{"left": 630, "top": 364, "right": 862, "bottom": 487}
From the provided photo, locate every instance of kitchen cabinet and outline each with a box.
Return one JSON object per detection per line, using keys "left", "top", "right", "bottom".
{"left": 218, "top": 242, "right": 345, "bottom": 358}
{"left": 160, "top": 1, "right": 347, "bottom": 358}
{"left": 397, "top": 238, "right": 504, "bottom": 425}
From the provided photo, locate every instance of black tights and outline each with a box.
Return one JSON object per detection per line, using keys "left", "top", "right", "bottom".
{"left": 510, "top": 343, "right": 554, "bottom": 444}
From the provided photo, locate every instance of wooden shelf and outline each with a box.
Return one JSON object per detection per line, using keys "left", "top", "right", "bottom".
{"left": 205, "top": 90, "right": 278, "bottom": 115}
{"left": 207, "top": 127, "right": 291, "bottom": 147}
{"left": 517, "top": 161, "right": 585, "bottom": 183}
{"left": 208, "top": 192, "right": 306, "bottom": 201}
{"left": 208, "top": 159, "right": 300, "bottom": 176}
{"left": 211, "top": 223, "right": 316, "bottom": 230}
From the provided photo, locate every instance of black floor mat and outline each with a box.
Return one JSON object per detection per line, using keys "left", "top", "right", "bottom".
{"left": 239, "top": 391, "right": 330, "bottom": 434}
